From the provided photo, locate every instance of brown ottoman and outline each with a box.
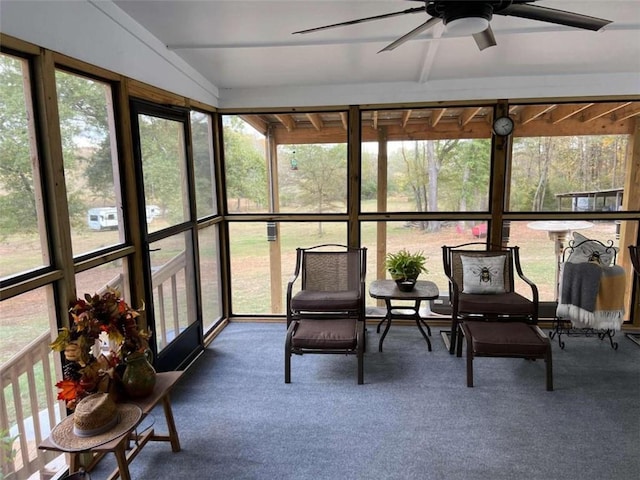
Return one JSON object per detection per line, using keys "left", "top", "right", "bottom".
{"left": 285, "top": 318, "right": 364, "bottom": 384}
{"left": 460, "top": 321, "right": 553, "bottom": 391}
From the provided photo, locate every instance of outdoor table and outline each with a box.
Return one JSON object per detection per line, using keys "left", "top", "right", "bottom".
{"left": 527, "top": 220, "right": 594, "bottom": 299}
{"left": 368, "top": 279, "right": 439, "bottom": 352}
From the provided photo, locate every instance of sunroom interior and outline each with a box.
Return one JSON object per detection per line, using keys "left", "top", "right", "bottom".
{"left": 1, "top": 1, "right": 640, "bottom": 479}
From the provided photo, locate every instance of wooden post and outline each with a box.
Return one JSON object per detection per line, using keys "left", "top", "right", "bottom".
{"left": 376, "top": 126, "right": 388, "bottom": 282}
{"left": 489, "top": 101, "right": 511, "bottom": 248}
{"left": 267, "top": 127, "right": 283, "bottom": 313}
{"left": 348, "top": 105, "right": 361, "bottom": 248}
{"left": 618, "top": 117, "right": 640, "bottom": 326}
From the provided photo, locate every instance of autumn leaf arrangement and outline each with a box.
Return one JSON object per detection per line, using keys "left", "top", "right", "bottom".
{"left": 50, "top": 288, "right": 150, "bottom": 410}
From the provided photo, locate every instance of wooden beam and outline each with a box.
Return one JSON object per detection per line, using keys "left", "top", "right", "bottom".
{"left": 274, "top": 114, "right": 295, "bottom": 131}
{"left": 377, "top": 126, "right": 388, "bottom": 285}
{"left": 580, "top": 102, "right": 632, "bottom": 122}
{"left": 33, "top": 49, "right": 76, "bottom": 324}
{"left": 401, "top": 110, "right": 412, "bottom": 129}
{"left": 550, "top": 103, "right": 593, "bottom": 124}
{"left": 242, "top": 115, "right": 269, "bottom": 135}
{"left": 460, "top": 107, "right": 483, "bottom": 127}
{"left": 489, "top": 101, "right": 509, "bottom": 246}
{"left": 618, "top": 117, "right": 640, "bottom": 326}
{"left": 430, "top": 108, "right": 446, "bottom": 127}
{"left": 519, "top": 105, "right": 556, "bottom": 124}
{"left": 613, "top": 103, "right": 640, "bottom": 122}
{"left": 339, "top": 112, "right": 348, "bottom": 130}
{"left": 306, "top": 113, "right": 324, "bottom": 131}
{"left": 347, "top": 105, "right": 360, "bottom": 248}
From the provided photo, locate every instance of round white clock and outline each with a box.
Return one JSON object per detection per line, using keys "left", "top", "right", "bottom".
{"left": 492, "top": 115, "right": 515, "bottom": 136}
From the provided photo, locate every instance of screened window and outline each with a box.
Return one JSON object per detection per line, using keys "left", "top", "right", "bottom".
{"left": 508, "top": 102, "right": 636, "bottom": 213}
{"left": 139, "top": 114, "right": 190, "bottom": 233}
{"left": 361, "top": 107, "right": 492, "bottom": 213}
{"left": 223, "top": 113, "right": 348, "bottom": 214}
{"left": 191, "top": 111, "right": 217, "bottom": 218}
{"left": 228, "top": 222, "right": 347, "bottom": 315}
{"left": 198, "top": 223, "right": 222, "bottom": 332}
{"left": 0, "top": 53, "right": 49, "bottom": 278}
{"left": 56, "top": 69, "right": 123, "bottom": 256}
{"left": 149, "top": 231, "right": 198, "bottom": 352}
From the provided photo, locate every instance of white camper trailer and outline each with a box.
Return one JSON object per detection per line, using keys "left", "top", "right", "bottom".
{"left": 87, "top": 207, "right": 118, "bottom": 231}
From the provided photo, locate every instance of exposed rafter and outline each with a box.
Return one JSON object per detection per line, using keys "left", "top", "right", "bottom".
{"left": 519, "top": 105, "right": 556, "bottom": 124}
{"left": 306, "top": 113, "right": 324, "bottom": 131}
{"left": 275, "top": 114, "right": 295, "bottom": 131}
{"left": 430, "top": 108, "right": 446, "bottom": 127}
{"left": 581, "top": 102, "right": 631, "bottom": 122}
{"left": 240, "top": 101, "right": 640, "bottom": 145}
{"left": 550, "top": 104, "right": 593, "bottom": 124}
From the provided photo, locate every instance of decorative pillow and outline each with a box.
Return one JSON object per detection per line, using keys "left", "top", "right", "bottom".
{"left": 566, "top": 232, "right": 617, "bottom": 266}
{"left": 460, "top": 255, "right": 506, "bottom": 294}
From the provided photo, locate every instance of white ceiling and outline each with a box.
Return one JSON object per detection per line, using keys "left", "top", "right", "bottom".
{"left": 3, "top": 1, "right": 640, "bottom": 108}
{"left": 114, "top": 0, "right": 640, "bottom": 89}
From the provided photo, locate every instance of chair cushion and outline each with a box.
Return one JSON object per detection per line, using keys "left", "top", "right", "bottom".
{"left": 464, "top": 321, "right": 549, "bottom": 356}
{"left": 291, "top": 290, "right": 360, "bottom": 312}
{"left": 459, "top": 292, "right": 534, "bottom": 316}
{"left": 291, "top": 318, "right": 358, "bottom": 350}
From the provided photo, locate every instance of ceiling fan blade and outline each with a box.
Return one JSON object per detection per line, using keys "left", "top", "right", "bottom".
{"left": 499, "top": 4, "right": 612, "bottom": 31}
{"left": 293, "top": 7, "right": 425, "bottom": 35}
{"left": 472, "top": 25, "right": 497, "bottom": 51}
{"left": 378, "top": 17, "right": 441, "bottom": 53}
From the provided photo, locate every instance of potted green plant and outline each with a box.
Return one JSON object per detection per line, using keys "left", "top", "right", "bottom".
{"left": 385, "top": 249, "right": 428, "bottom": 291}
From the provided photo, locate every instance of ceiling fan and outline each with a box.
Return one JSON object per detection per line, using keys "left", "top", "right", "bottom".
{"left": 292, "top": 1, "right": 612, "bottom": 52}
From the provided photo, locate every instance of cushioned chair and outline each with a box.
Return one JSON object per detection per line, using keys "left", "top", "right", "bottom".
{"left": 442, "top": 243, "right": 552, "bottom": 390}
{"left": 285, "top": 244, "right": 367, "bottom": 384}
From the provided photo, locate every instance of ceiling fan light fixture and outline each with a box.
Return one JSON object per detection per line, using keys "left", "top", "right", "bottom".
{"left": 441, "top": 2, "right": 494, "bottom": 36}
{"left": 445, "top": 16, "right": 490, "bottom": 35}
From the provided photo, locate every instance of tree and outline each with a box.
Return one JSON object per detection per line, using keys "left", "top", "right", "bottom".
{"left": 279, "top": 143, "right": 347, "bottom": 235}
{"left": 441, "top": 139, "right": 491, "bottom": 213}
{"left": 1, "top": 57, "right": 113, "bottom": 234}
{"left": 398, "top": 139, "right": 458, "bottom": 232}
{"left": 223, "top": 118, "right": 267, "bottom": 211}
{"left": 0, "top": 55, "right": 39, "bottom": 235}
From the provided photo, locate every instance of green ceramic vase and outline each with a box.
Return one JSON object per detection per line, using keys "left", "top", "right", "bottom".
{"left": 121, "top": 350, "right": 156, "bottom": 398}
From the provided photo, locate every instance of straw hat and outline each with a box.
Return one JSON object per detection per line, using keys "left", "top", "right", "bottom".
{"left": 51, "top": 393, "right": 142, "bottom": 451}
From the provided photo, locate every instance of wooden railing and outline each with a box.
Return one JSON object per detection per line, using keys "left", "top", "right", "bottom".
{"left": 151, "top": 251, "right": 188, "bottom": 349}
{"left": 0, "top": 331, "right": 63, "bottom": 480}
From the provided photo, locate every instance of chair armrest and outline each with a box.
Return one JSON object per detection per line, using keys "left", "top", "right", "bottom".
{"left": 286, "top": 273, "right": 300, "bottom": 300}
{"left": 513, "top": 269, "right": 539, "bottom": 305}
{"left": 445, "top": 277, "right": 462, "bottom": 304}
{"left": 513, "top": 248, "right": 539, "bottom": 305}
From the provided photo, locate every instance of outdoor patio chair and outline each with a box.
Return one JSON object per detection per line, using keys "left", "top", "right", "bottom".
{"left": 442, "top": 243, "right": 551, "bottom": 390}
{"left": 285, "top": 244, "right": 367, "bottom": 384}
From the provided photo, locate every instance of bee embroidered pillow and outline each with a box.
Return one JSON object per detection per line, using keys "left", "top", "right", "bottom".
{"left": 566, "top": 232, "right": 617, "bottom": 266}
{"left": 460, "top": 255, "right": 506, "bottom": 294}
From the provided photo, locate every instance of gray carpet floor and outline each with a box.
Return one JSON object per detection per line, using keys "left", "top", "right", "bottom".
{"left": 90, "top": 322, "right": 640, "bottom": 480}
